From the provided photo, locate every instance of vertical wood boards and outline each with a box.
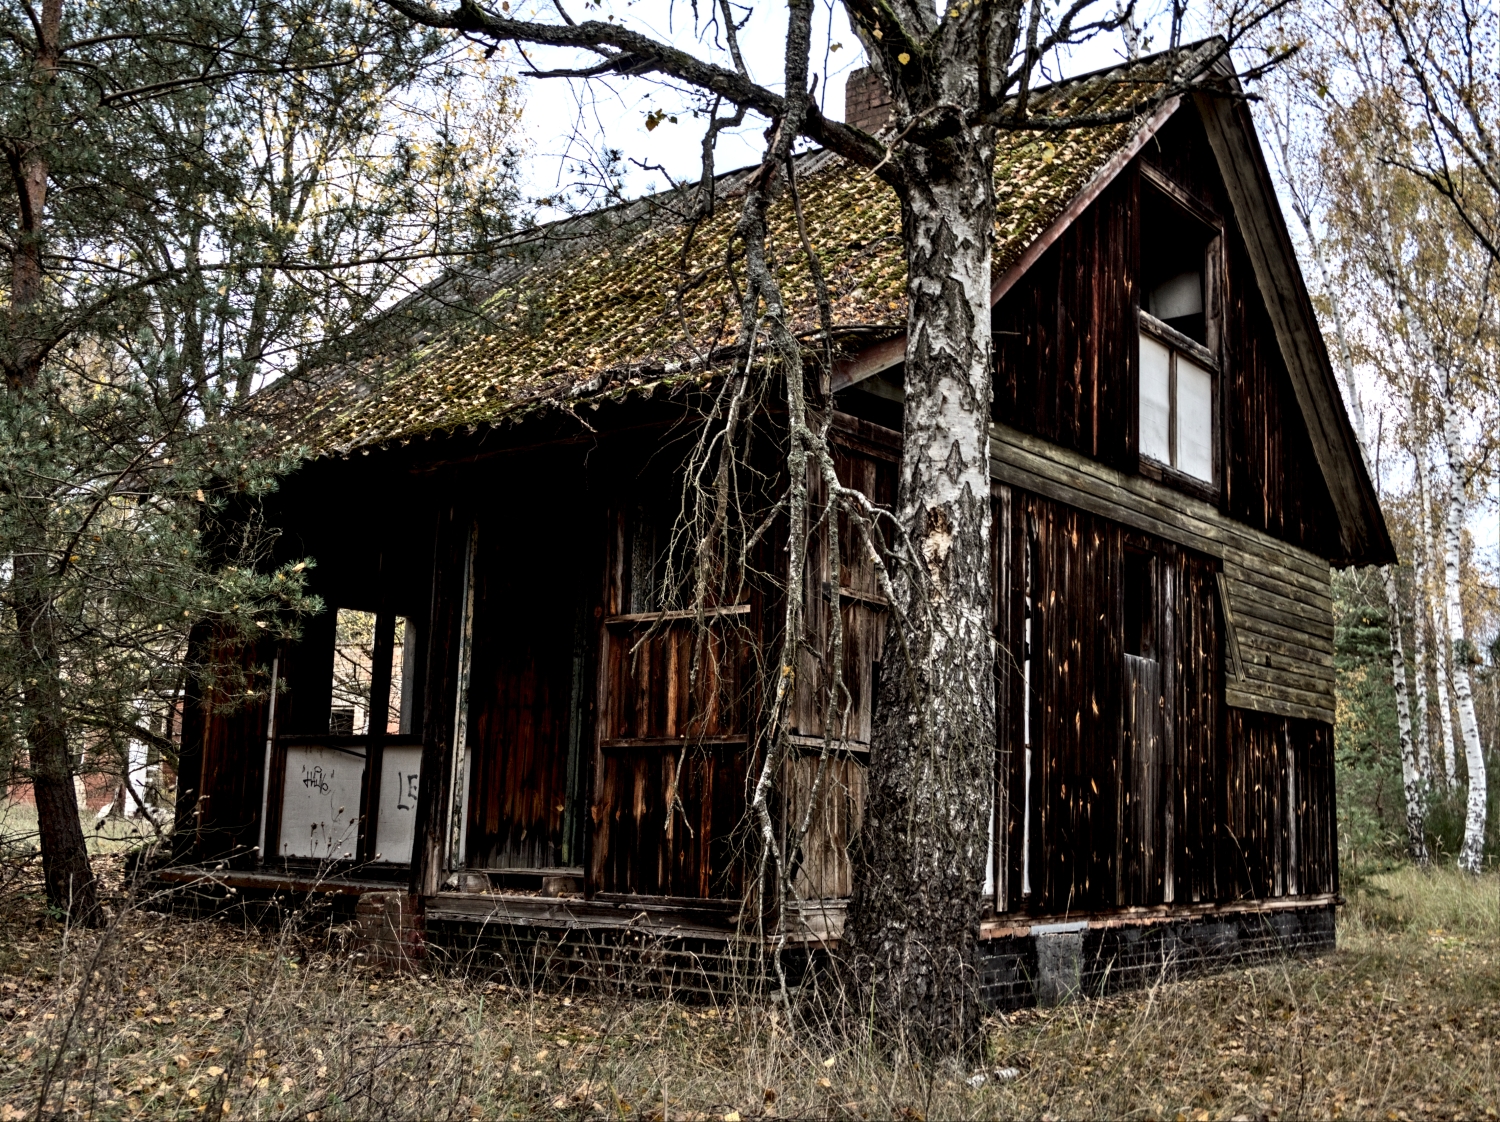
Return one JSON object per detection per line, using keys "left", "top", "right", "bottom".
{"left": 993, "top": 172, "right": 1137, "bottom": 471}
{"left": 994, "top": 102, "right": 1343, "bottom": 563}
{"left": 462, "top": 505, "right": 591, "bottom": 871}
{"left": 410, "top": 505, "right": 471, "bottom": 897}
{"left": 186, "top": 633, "right": 272, "bottom": 864}
{"left": 995, "top": 486, "right": 1332, "bottom": 916}
{"left": 589, "top": 492, "right": 752, "bottom": 899}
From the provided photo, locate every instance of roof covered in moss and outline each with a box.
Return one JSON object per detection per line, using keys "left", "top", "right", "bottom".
{"left": 263, "top": 52, "right": 1186, "bottom": 457}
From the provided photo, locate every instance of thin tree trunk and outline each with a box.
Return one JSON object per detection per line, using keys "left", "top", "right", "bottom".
{"left": 1381, "top": 566, "right": 1429, "bottom": 862}
{"left": 3, "top": 0, "right": 100, "bottom": 923}
{"left": 1439, "top": 408, "right": 1488, "bottom": 873}
{"left": 1411, "top": 505, "right": 1435, "bottom": 784}
{"left": 849, "top": 127, "right": 996, "bottom": 1058}
{"left": 1431, "top": 482, "right": 1460, "bottom": 789}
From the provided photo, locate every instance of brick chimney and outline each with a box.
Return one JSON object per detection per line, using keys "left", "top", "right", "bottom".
{"left": 844, "top": 67, "right": 893, "bottom": 134}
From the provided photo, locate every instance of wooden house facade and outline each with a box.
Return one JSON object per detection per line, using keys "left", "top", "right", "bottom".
{"left": 167, "top": 50, "right": 1391, "bottom": 1004}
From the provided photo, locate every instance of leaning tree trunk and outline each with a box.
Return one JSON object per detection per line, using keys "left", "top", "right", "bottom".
{"left": 848, "top": 130, "right": 996, "bottom": 1059}
{"left": 1439, "top": 410, "right": 1488, "bottom": 873}
{"left": 1381, "top": 566, "right": 1429, "bottom": 863}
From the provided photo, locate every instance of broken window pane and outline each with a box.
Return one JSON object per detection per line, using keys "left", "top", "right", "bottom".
{"left": 331, "top": 608, "right": 377, "bottom": 735}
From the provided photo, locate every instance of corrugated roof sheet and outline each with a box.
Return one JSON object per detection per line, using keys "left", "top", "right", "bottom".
{"left": 266, "top": 53, "right": 1178, "bottom": 456}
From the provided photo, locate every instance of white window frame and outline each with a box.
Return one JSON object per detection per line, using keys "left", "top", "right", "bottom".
{"left": 1137, "top": 310, "right": 1219, "bottom": 487}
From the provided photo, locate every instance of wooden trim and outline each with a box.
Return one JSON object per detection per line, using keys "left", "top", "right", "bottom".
{"left": 603, "top": 603, "right": 751, "bottom": 626}
{"left": 989, "top": 95, "right": 1185, "bottom": 309}
{"left": 359, "top": 609, "right": 397, "bottom": 864}
{"left": 979, "top": 892, "right": 1338, "bottom": 940}
{"left": 787, "top": 733, "right": 870, "bottom": 756}
{"left": 1217, "top": 571, "right": 1247, "bottom": 682}
{"left": 1194, "top": 91, "right": 1392, "bottom": 566}
{"left": 1139, "top": 309, "right": 1219, "bottom": 371}
{"left": 837, "top": 586, "right": 889, "bottom": 609}
{"left": 1140, "top": 162, "right": 1223, "bottom": 229}
{"left": 830, "top": 94, "right": 1184, "bottom": 395}
{"left": 599, "top": 736, "right": 748, "bottom": 751}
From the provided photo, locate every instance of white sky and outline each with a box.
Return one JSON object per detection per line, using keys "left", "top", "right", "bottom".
{"left": 502, "top": 1, "right": 1171, "bottom": 215}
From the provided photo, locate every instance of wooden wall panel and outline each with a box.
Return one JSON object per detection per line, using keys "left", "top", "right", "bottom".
{"left": 463, "top": 522, "right": 584, "bottom": 870}
{"left": 589, "top": 491, "right": 754, "bottom": 899}
{"left": 990, "top": 421, "right": 1336, "bottom": 723}
{"left": 191, "top": 636, "right": 272, "bottom": 864}
{"left": 993, "top": 173, "right": 1136, "bottom": 470}
{"left": 997, "top": 488, "right": 1330, "bottom": 917}
{"left": 1220, "top": 228, "right": 1343, "bottom": 561}
{"left": 783, "top": 755, "right": 867, "bottom": 900}
{"left": 994, "top": 103, "right": 1344, "bottom": 565}
{"left": 591, "top": 742, "right": 746, "bottom": 898}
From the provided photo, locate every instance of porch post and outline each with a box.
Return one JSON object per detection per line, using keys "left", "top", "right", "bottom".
{"left": 410, "top": 504, "right": 470, "bottom": 898}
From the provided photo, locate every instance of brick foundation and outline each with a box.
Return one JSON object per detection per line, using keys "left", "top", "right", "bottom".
{"left": 354, "top": 892, "right": 426, "bottom": 971}
{"left": 979, "top": 903, "right": 1337, "bottom": 1009}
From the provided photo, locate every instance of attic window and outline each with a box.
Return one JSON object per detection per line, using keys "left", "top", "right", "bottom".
{"left": 1140, "top": 177, "right": 1218, "bottom": 347}
{"left": 1138, "top": 173, "right": 1220, "bottom": 485}
{"left": 1139, "top": 329, "right": 1214, "bottom": 482}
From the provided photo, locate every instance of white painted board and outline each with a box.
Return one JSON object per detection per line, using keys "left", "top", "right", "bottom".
{"left": 279, "top": 746, "right": 365, "bottom": 860}
{"left": 373, "top": 745, "right": 423, "bottom": 864}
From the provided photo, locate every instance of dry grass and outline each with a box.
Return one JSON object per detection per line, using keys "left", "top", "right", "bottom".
{"left": 0, "top": 861, "right": 1497, "bottom": 1121}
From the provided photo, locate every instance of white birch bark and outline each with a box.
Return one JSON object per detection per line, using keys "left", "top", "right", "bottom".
{"left": 1410, "top": 493, "right": 1435, "bottom": 784}
{"left": 1428, "top": 470, "right": 1460, "bottom": 788}
{"left": 1439, "top": 408, "right": 1489, "bottom": 872}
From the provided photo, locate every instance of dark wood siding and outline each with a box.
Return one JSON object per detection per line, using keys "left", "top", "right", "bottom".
{"left": 996, "top": 485, "right": 1333, "bottom": 915}
{"left": 463, "top": 509, "right": 593, "bottom": 870}
{"left": 993, "top": 173, "right": 1137, "bottom": 471}
{"left": 994, "top": 101, "right": 1342, "bottom": 561}
{"left": 1220, "top": 224, "right": 1342, "bottom": 558}
{"left": 184, "top": 635, "right": 272, "bottom": 864}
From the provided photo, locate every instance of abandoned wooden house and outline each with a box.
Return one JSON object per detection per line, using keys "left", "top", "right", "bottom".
{"left": 165, "top": 50, "right": 1391, "bottom": 1005}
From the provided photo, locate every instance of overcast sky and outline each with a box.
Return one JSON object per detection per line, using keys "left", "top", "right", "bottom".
{"left": 503, "top": 1, "right": 1181, "bottom": 216}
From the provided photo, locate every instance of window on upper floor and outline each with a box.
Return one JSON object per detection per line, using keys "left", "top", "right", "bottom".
{"left": 1138, "top": 174, "right": 1221, "bottom": 486}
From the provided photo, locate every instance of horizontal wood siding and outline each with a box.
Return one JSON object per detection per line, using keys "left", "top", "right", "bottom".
{"left": 990, "top": 421, "right": 1335, "bottom": 724}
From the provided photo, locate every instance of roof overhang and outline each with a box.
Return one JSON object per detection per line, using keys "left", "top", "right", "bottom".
{"left": 1193, "top": 87, "right": 1394, "bottom": 566}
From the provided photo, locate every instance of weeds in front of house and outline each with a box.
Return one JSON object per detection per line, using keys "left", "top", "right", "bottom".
{"left": 0, "top": 859, "right": 1497, "bottom": 1120}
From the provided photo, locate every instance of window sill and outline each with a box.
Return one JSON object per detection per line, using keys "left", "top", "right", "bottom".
{"left": 1137, "top": 456, "right": 1219, "bottom": 503}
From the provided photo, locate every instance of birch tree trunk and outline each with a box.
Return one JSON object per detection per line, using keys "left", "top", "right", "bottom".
{"left": 1411, "top": 508, "right": 1435, "bottom": 784}
{"left": 1381, "top": 566, "right": 1429, "bottom": 862}
{"left": 1439, "top": 408, "right": 1489, "bottom": 872}
{"left": 1425, "top": 468, "right": 1460, "bottom": 788}
{"left": 849, "top": 128, "right": 996, "bottom": 1058}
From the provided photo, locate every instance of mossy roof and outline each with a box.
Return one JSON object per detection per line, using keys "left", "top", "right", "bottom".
{"left": 267, "top": 55, "right": 1176, "bottom": 457}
